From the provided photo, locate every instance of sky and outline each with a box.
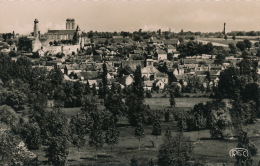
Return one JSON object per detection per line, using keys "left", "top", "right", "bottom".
{"left": 0, "top": 0, "right": 260, "bottom": 34}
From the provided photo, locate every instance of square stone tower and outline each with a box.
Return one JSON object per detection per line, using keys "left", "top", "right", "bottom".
{"left": 66, "top": 18, "right": 75, "bottom": 30}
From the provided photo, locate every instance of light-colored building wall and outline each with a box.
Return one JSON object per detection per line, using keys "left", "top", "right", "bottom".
{"left": 155, "top": 80, "right": 165, "bottom": 89}
{"left": 125, "top": 76, "right": 134, "bottom": 86}
{"left": 158, "top": 54, "right": 167, "bottom": 60}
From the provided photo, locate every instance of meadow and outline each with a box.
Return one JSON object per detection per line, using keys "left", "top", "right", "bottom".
{"left": 31, "top": 97, "right": 260, "bottom": 166}
{"left": 197, "top": 37, "right": 259, "bottom": 48}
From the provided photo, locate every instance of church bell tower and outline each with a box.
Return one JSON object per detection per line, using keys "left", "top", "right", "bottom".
{"left": 34, "top": 19, "right": 39, "bottom": 39}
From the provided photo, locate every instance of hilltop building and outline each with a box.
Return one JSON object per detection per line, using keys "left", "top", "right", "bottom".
{"left": 46, "top": 18, "right": 79, "bottom": 41}
{"left": 28, "top": 18, "right": 87, "bottom": 55}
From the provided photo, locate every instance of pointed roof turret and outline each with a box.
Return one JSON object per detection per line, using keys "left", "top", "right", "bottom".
{"left": 76, "top": 25, "right": 81, "bottom": 31}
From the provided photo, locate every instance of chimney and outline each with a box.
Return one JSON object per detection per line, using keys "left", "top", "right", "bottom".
{"left": 223, "top": 23, "right": 226, "bottom": 35}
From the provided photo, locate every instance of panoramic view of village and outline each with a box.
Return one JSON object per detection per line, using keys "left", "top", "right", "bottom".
{"left": 0, "top": 0, "right": 260, "bottom": 166}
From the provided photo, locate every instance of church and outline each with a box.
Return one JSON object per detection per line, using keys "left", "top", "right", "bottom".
{"left": 46, "top": 18, "right": 80, "bottom": 41}
{"left": 31, "top": 18, "right": 88, "bottom": 55}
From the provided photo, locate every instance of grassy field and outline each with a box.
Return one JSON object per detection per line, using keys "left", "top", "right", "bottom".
{"left": 198, "top": 37, "right": 240, "bottom": 46}
{"left": 33, "top": 118, "right": 260, "bottom": 166}
{"left": 144, "top": 97, "right": 213, "bottom": 109}
{"left": 197, "top": 37, "right": 259, "bottom": 48}
{"left": 31, "top": 97, "right": 260, "bottom": 166}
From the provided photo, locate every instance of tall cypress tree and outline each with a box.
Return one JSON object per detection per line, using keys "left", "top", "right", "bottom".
{"left": 64, "top": 65, "right": 68, "bottom": 75}
{"left": 133, "top": 65, "right": 144, "bottom": 100}
{"left": 126, "top": 65, "right": 149, "bottom": 126}
{"left": 84, "top": 80, "right": 91, "bottom": 95}
{"left": 102, "top": 62, "right": 108, "bottom": 99}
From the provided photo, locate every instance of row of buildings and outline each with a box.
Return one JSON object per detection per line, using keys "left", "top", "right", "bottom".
{"left": 38, "top": 53, "right": 243, "bottom": 93}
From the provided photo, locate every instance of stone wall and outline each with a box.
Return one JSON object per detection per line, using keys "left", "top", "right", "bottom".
{"left": 44, "top": 44, "right": 80, "bottom": 55}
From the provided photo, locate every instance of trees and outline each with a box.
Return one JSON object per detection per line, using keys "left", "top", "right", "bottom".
{"left": 84, "top": 81, "right": 91, "bottom": 95}
{"left": 133, "top": 65, "right": 144, "bottom": 99}
{"left": 228, "top": 43, "right": 237, "bottom": 54}
{"left": 70, "top": 113, "right": 90, "bottom": 152}
{"left": 217, "top": 60, "right": 258, "bottom": 101}
{"left": 81, "top": 95, "right": 98, "bottom": 115}
{"left": 105, "top": 122, "right": 120, "bottom": 153}
{"left": 98, "top": 82, "right": 104, "bottom": 98}
{"left": 242, "top": 50, "right": 251, "bottom": 59}
{"left": 186, "top": 75, "right": 201, "bottom": 93}
{"left": 9, "top": 51, "right": 17, "bottom": 57}
{"left": 241, "top": 83, "right": 259, "bottom": 104}
{"left": 12, "top": 57, "right": 33, "bottom": 87}
{"left": 43, "top": 106, "right": 69, "bottom": 145}
{"left": 73, "top": 81, "right": 84, "bottom": 107}
{"left": 89, "top": 117, "right": 104, "bottom": 159}
{"left": 126, "top": 65, "right": 149, "bottom": 126}
{"left": 0, "top": 131, "right": 38, "bottom": 166}
{"left": 0, "top": 53, "right": 13, "bottom": 83}
{"left": 152, "top": 116, "right": 162, "bottom": 147}
{"left": 105, "top": 93, "right": 127, "bottom": 117}
{"left": 135, "top": 123, "right": 145, "bottom": 151}
{"left": 45, "top": 136, "right": 69, "bottom": 166}
{"left": 102, "top": 62, "right": 108, "bottom": 100}
{"left": 118, "top": 65, "right": 134, "bottom": 77}
{"left": 110, "top": 82, "right": 117, "bottom": 94}
{"left": 0, "top": 105, "right": 19, "bottom": 126}
{"left": 62, "top": 82, "right": 75, "bottom": 107}
{"left": 217, "top": 67, "right": 241, "bottom": 99}
{"left": 48, "top": 67, "right": 63, "bottom": 87}
{"left": 224, "top": 35, "right": 228, "bottom": 40}
{"left": 256, "top": 48, "right": 260, "bottom": 57}
{"left": 177, "top": 110, "right": 188, "bottom": 131}
{"left": 235, "top": 131, "right": 257, "bottom": 166}
{"left": 243, "top": 39, "right": 252, "bottom": 50}
{"left": 158, "top": 62, "right": 168, "bottom": 73}
{"left": 169, "top": 94, "right": 176, "bottom": 108}
{"left": 194, "top": 108, "right": 206, "bottom": 141}
{"left": 209, "top": 108, "right": 232, "bottom": 139}
{"left": 177, "top": 101, "right": 227, "bottom": 134}
{"left": 18, "top": 121, "right": 42, "bottom": 150}
{"left": 157, "top": 132, "right": 193, "bottom": 166}
{"left": 230, "top": 101, "right": 256, "bottom": 125}
{"left": 1, "top": 88, "right": 29, "bottom": 112}
{"left": 164, "top": 110, "right": 170, "bottom": 122}
{"left": 28, "top": 91, "right": 48, "bottom": 128}
{"left": 167, "top": 53, "right": 173, "bottom": 61}
{"left": 236, "top": 41, "right": 247, "bottom": 52}
{"left": 18, "top": 37, "right": 32, "bottom": 52}
{"left": 177, "top": 41, "right": 214, "bottom": 57}
{"left": 126, "top": 93, "right": 149, "bottom": 126}
{"left": 215, "top": 51, "right": 226, "bottom": 64}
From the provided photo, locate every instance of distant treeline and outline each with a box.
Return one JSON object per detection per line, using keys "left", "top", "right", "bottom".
{"left": 227, "top": 31, "right": 260, "bottom": 37}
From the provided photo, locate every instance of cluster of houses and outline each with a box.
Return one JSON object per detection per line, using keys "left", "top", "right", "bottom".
{"left": 35, "top": 36, "right": 244, "bottom": 93}
{"left": 2, "top": 30, "right": 258, "bottom": 93}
